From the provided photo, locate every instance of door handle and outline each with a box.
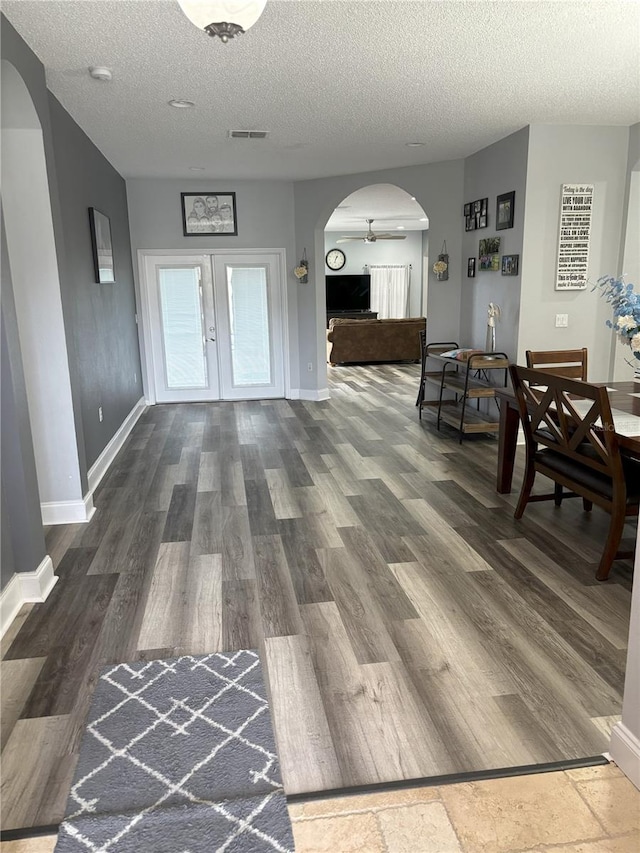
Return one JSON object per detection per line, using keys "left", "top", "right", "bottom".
{"left": 207, "top": 337, "right": 216, "bottom": 342}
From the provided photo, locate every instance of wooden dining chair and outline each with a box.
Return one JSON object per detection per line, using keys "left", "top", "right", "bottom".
{"left": 509, "top": 365, "right": 639, "bottom": 581}
{"left": 525, "top": 348, "right": 588, "bottom": 381}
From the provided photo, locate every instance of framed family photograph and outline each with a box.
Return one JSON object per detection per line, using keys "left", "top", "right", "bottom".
{"left": 501, "top": 254, "right": 520, "bottom": 276}
{"left": 181, "top": 192, "right": 238, "bottom": 236}
{"left": 88, "top": 207, "right": 115, "bottom": 283}
{"left": 467, "top": 257, "right": 476, "bottom": 277}
{"left": 479, "top": 236, "right": 501, "bottom": 271}
{"left": 496, "top": 191, "right": 515, "bottom": 230}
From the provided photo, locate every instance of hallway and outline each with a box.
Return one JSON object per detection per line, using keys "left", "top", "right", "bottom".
{"left": 0, "top": 364, "right": 633, "bottom": 830}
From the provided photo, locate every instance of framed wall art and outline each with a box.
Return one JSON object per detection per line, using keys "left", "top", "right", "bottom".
{"left": 501, "top": 254, "right": 519, "bottom": 276}
{"left": 479, "top": 237, "right": 500, "bottom": 270}
{"left": 463, "top": 198, "right": 488, "bottom": 231}
{"left": 555, "top": 184, "right": 593, "bottom": 290}
{"left": 496, "top": 191, "right": 515, "bottom": 230}
{"left": 467, "top": 257, "right": 476, "bottom": 277}
{"left": 181, "top": 192, "right": 238, "bottom": 236}
{"left": 88, "top": 207, "right": 115, "bottom": 283}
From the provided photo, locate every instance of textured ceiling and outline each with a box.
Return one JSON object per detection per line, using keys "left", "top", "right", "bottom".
{"left": 325, "top": 183, "right": 428, "bottom": 231}
{"left": 3, "top": 0, "right": 639, "bottom": 181}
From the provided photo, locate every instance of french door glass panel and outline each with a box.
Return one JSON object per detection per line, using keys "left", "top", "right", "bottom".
{"left": 158, "top": 267, "right": 208, "bottom": 389}
{"left": 145, "top": 256, "right": 220, "bottom": 403}
{"left": 213, "top": 254, "right": 285, "bottom": 400}
{"left": 227, "top": 266, "right": 271, "bottom": 386}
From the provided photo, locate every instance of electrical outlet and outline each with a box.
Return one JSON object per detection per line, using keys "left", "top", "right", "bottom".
{"left": 98, "top": 406, "right": 103, "bottom": 422}
{"left": 307, "top": 362, "right": 313, "bottom": 372}
{"left": 555, "top": 313, "right": 569, "bottom": 328}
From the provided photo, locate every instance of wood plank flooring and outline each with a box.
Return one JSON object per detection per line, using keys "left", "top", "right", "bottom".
{"left": 1, "top": 364, "right": 634, "bottom": 831}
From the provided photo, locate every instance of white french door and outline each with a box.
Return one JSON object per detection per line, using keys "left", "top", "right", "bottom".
{"left": 213, "top": 254, "right": 285, "bottom": 400}
{"left": 142, "top": 251, "right": 286, "bottom": 402}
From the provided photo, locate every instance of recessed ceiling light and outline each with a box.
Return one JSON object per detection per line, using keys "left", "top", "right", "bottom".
{"left": 396, "top": 226, "right": 406, "bottom": 230}
{"left": 410, "top": 196, "right": 416, "bottom": 201}
{"left": 189, "top": 166, "right": 205, "bottom": 171}
{"left": 169, "top": 99, "right": 195, "bottom": 109}
{"left": 406, "top": 142, "right": 425, "bottom": 147}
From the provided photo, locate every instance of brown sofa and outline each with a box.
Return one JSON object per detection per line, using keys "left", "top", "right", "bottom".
{"left": 327, "top": 317, "right": 426, "bottom": 365}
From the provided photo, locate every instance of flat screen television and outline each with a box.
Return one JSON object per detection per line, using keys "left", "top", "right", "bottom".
{"left": 326, "top": 274, "right": 371, "bottom": 312}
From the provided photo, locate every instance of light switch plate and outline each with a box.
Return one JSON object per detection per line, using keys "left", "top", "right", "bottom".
{"left": 555, "top": 314, "right": 569, "bottom": 327}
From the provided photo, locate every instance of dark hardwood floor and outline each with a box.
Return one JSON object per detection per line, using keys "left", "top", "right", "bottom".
{"left": 0, "top": 364, "right": 634, "bottom": 830}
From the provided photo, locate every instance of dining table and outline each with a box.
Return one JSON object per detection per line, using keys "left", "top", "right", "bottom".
{"left": 494, "top": 380, "right": 640, "bottom": 493}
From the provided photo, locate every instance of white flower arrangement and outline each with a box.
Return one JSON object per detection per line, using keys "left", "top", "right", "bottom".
{"left": 594, "top": 275, "right": 640, "bottom": 362}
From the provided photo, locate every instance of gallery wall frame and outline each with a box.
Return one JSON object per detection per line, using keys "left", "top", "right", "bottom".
{"left": 501, "top": 254, "right": 519, "bottom": 276}
{"left": 496, "top": 191, "right": 515, "bottom": 230}
{"left": 479, "top": 236, "right": 501, "bottom": 271}
{"left": 464, "top": 197, "right": 488, "bottom": 231}
{"left": 181, "top": 192, "right": 238, "bottom": 236}
{"left": 88, "top": 207, "right": 115, "bottom": 283}
{"left": 467, "top": 257, "right": 476, "bottom": 277}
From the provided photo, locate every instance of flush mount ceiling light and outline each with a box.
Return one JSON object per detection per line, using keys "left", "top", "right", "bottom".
{"left": 169, "top": 99, "right": 195, "bottom": 108}
{"left": 177, "top": 0, "right": 267, "bottom": 42}
{"left": 406, "top": 141, "right": 425, "bottom": 147}
{"left": 89, "top": 66, "right": 112, "bottom": 81}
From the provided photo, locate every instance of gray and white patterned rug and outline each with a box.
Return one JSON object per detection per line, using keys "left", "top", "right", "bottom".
{"left": 55, "top": 650, "right": 295, "bottom": 853}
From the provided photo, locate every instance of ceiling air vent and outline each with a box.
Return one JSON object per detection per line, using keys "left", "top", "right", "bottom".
{"left": 228, "top": 130, "right": 269, "bottom": 139}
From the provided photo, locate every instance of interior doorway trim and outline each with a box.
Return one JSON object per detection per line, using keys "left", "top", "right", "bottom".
{"left": 137, "top": 248, "right": 291, "bottom": 404}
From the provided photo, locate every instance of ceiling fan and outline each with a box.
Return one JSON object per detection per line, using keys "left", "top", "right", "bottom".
{"left": 336, "top": 219, "right": 407, "bottom": 244}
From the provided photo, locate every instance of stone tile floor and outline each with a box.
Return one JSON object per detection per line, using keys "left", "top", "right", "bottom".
{"left": 288, "top": 764, "right": 639, "bottom": 853}
{"left": 2, "top": 764, "right": 638, "bottom": 853}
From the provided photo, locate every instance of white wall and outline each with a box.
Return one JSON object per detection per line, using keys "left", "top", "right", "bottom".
{"left": 612, "top": 123, "right": 640, "bottom": 380}
{"left": 126, "top": 177, "right": 300, "bottom": 392}
{"left": 518, "top": 125, "right": 629, "bottom": 380}
{"left": 460, "top": 127, "right": 529, "bottom": 360}
{"left": 2, "top": 127, "right": 83, "bottom": 507}
{"left": 609, "top": 122, "right": 640, "bottom": 789}
{"left": 324, "top": 230, "right": 425, "bottom": 316}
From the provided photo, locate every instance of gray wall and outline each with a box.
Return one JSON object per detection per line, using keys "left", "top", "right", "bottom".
{"left": 460, "top": 127, "right": 529, "bottom": 360}
{"left": 48, "top": 94, "right": 143, "bottom": 473}
{"left": 293, "top": 160, "right": 465, "bottom": 392}
{"left": 126, "top": 177, "right": 299, "bottom": 391}
{"left": 325, "top": 230, "right": 425, "bottom": 317}
{"left": 1, "top": 16, "right": 144, "bottom": 591}
{"left": 519, "top": 125, "right": 630, "bottom": 380}
{"left": 1, "top": 214, "right": 47, "bottom": 590}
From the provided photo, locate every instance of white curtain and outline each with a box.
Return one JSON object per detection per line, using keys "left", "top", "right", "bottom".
{"left": 369, "top": 265, "right": 410, "bottom": 319}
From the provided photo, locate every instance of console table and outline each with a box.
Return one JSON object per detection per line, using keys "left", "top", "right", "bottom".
{"left": 419, "top": 348, "right": 509, "bottom": 442}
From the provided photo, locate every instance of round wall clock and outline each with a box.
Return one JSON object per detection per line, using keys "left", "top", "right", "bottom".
{"left": 326, "top": 248, "right": 346, "bottom": 271}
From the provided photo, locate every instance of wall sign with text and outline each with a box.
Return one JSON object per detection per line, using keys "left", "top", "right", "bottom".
{"left": 555, "top": 184, "right": 594, "bottom": 290}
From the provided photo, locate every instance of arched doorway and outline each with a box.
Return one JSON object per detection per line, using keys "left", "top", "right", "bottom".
{"left": 324, "top": 184, "right": 429, "bottom": 322}
{"left": 1, "top": 60, "right": 87, "bottom": 522}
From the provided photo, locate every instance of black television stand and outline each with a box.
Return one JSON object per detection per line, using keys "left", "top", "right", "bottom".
{"left": 326, "top": 309, "right": 378, "bottom": 327}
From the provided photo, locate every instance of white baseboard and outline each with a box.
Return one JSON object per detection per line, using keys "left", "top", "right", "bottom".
{"left": 87, "top": 397, "right": 147, "bottom": 493}
{"left": 41, "top": 491, "right": 95, "bottom": 525}
{"left": 610, "top": 722, "right": 640, "bottom": 790}
{"left": 0, "top": 554, "right": 57, "bottom": 639}
{"left": 290, "top": 388, "right": 330, "bottom": 402}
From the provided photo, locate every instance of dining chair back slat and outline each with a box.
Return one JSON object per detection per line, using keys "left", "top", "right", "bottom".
{"left": 525, "top": 348, "right": 588, "bottom": 381}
